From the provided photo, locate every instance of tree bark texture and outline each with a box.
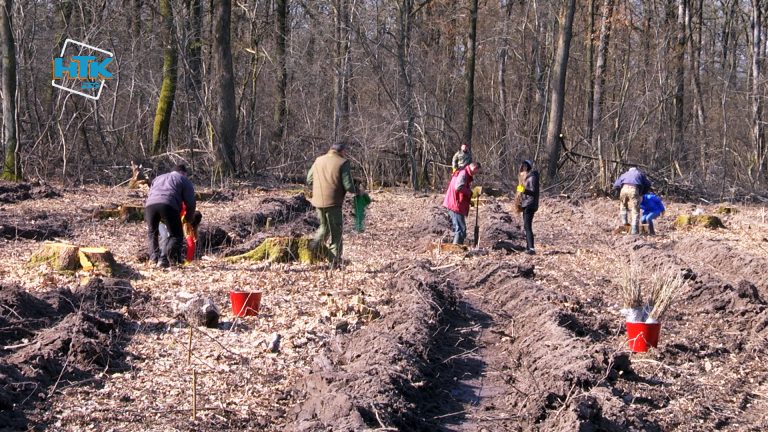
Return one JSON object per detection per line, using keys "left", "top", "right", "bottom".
{"left": 151, "top": 0, "right": 178, "bottom": 155}
{"left": 463, "top": 0, "right": 479, "bottom": 147}
{"left": 213, "top": 0, "right": 237, "bottom": 176}
{"left": 274, "top": 0, "right": 289, "bottom": 142}
{"left": 1, "top": 0, "right": 19, "bottom": 180}
{"left": 545, "top": 0, "right": 576, "bottom": 183}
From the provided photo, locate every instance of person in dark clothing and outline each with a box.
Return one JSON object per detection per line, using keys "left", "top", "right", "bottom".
{"left": 517, "top": 160, "right": 540, "bottom": 255}
{"left": 145, "top": 164, "right": 196, "bottom": 268}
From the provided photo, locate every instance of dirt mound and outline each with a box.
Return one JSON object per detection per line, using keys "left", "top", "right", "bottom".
{"left": 290, "top": 260, "right": 457, "bottom": 430}
{"left": 0, "top": 180, "right": 61, "bottom": 203}
{"left": 227, "top": 194, "right": 312, "bottom": 240}
{"left": 0, "top": 278, "right": 142, "bottom": 428}
{"left": 0, "top": 209, "right": 69, "bottom": 240}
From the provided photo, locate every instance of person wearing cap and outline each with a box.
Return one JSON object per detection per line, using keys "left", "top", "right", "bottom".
{"left": 307, "top": 142, "right": 356, "bottom": 266}
{"left": 517, "top": 160, "right": 540, "bottom": 255}
{"left": 612, "top": 166, "right": 652, "bottom": 235}
{"left": 145, "top": 164, "right": 197, "bottom": 268}
{"left": 442, "top": 161, "right": 482, "bottom": 244}
{"left": 451, "top": 143, "right": 473, "bottom": 173}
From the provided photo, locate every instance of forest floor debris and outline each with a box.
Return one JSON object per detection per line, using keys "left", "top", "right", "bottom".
{"left": 0, "top": 183, "right": 766, "bottom": 430}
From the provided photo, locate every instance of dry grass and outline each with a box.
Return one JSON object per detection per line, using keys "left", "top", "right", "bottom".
{"left": 620, "top": 264, "right": 643, "bottom": 309}
{"left": 647, "top": 270, "right": 686, "bottom": 321}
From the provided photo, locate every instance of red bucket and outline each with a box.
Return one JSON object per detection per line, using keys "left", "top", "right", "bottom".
{"left": 230, "top": 291, "right": 262, "bottom": 317}
{"left": 185, "top": 235, "right": 196, "bottom": 262}
{"left": 626, "top": 322, "right": 661, "bottom": 352}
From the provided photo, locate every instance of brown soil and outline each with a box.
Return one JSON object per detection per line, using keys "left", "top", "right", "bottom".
{"left": 0, "top": 182, "right": 766, "bottom": 431}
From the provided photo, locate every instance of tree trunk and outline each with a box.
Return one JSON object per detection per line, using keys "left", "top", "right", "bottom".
{"left": 151, "top": 0, "right": 178, "bottom": 155}
{"left": 463, "top": 0, "right": 479, "bottom": 147}
{"left": 672, "top": 0, "right": 686, "bottom": 169}
{"left": 497, "top": 3, "right": 513, "bottom": 186}
{"left": 1, "top": 0, "right": 20, "bottom": 181}
{"left": 397, "top": 0, "right": 418, "bottom": 189}
{"left": 333, "top": 0, "right": 351, "bottom": 143}
{"left": 212, "top": 0, "right": 237, "bottom": 176}
{"left": 185, "top": 0, "right": 203, "bottom": 119}
{"left": 274, "top": 0, "right": 289, "bottom": 142}
{"left": 544, "top": 0, "right": 576, "bottom": 183}
{"left": 751, "top": 0, "right": 765, "bottom": 185}
{"left": 592, "top": 0, "right": 614, "bottom": 190}
{"left": 584, "top": 0, "right": 595, "bottom": 148}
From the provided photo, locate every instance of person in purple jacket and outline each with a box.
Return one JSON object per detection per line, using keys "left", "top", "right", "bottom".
{"left": 145, "top": 164, "right": 196, "bottom": 268}
{"left": 613, "top": 167, "right": 652, "bottom": 235}
{"left": 640, "top": 192, "right": 665, "bottom": 235}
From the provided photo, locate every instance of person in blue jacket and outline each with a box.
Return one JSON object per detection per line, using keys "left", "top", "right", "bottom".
{"left": 640, "top": 192, "right": 665, "bottom": 235}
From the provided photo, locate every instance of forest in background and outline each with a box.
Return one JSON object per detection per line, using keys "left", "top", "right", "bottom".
{"left": 1, "top": 0, "right": 767, "bottom": 198}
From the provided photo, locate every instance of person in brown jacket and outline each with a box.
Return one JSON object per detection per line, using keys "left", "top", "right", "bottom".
{"left": 307, "top": 142, "right": 356, "bottom": 265}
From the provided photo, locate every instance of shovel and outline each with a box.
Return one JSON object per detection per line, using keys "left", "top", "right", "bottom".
{"left": 472, "top": 187, "right": 482, "bottom": 247}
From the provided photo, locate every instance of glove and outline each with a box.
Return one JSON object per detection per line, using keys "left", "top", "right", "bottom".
{"left": 452, "top": 167, "right": 457, "bottom": 174}
{"left": 516, "top": 184, "right": 525, "bottom": 193}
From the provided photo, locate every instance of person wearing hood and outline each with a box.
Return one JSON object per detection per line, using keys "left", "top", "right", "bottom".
{"left": 442, "top": 161, "right": 482, "bottom": 244}
{"left": 613, "top": 167, "right": 652, "bottom": 235}
{"left": 517, "top": 160, "right": 540, "bottom": 255}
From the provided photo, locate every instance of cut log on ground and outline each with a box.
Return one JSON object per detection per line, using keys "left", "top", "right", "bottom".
{"left": 27, "top": 242, "right": 81, "bottom": 272}
{"left": 78, "top": 247, "right": 118, "bottom": 275}
{"left": 226, "top": 236, "right": 332, "bottom": 264}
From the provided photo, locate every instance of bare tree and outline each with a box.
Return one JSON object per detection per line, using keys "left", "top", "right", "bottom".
{"left": 1, "top": 0, "right": 19, "bottom": 180}
{"left": 212, "top": 0, "right": 237, "bottom": 176}
{"left": 274, "top": 0, "right": 289, "bottom": 143}
{"left": 750, "top": 0, "right": 765, "bottom": 185}
{"left": 333, "top": 0, "right": 351, "bottom": 143}
{"left": 151, "top": 0, "right": 178, "bottom": 155}
{"left": 544, "top": 0, "right": 576, "bottom": 183}
{"left": 592, "top": 0, "right": 614, "bottom": 189}
{"left": 463, "top": 0, "right": 478, "bottom": 147}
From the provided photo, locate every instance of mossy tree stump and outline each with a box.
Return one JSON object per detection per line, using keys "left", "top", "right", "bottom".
{"left": 28, "top": 242, "right": 81, "bottom": 272}
{"left": 78, "top": 247, "right": 118, "bottom": 275}
{"left": 227, "top": 237, "right": 333, "bottom": 264}
{"left": 673, "top": 215, "right": 725, "bottom": 230}
{"left": 29, "top": 243, "right": 117, "bottom": 275}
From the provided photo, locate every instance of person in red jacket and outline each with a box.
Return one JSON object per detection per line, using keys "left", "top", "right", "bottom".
{"left": 442, "top": 162, "right": 481, "bottom": 244}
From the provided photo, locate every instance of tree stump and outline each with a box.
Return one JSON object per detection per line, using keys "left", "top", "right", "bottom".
{"left": 78, "top": 247, "right": 118, "bottom": 275}
{"left": 226, "top": 237, "right": 332, "bottom": 264}
{"left": 127, "top": 161, "right": 148, "bottom": 189}
{"left": 28, "top": 242, "right": 81, "bottom": 272}
{"left": 119, "top": 205, "right": 144, "bottom": 222}
{"left": 435, "top": 242, "right": 469, "bottom": 253}
{"left": 673, "top": 215, "right": 725, "bottom": 230}
{"left": 93, "top": 206, "right": 122, "bottom": 220}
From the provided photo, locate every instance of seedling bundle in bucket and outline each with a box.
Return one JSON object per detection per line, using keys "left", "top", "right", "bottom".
{"left": 619, "top": 266, "right": 686, "bottom": 352}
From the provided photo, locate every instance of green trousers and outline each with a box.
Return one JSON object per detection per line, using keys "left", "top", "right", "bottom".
{"left": 314, "top": 206, "right": 343, "bottom": 260}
